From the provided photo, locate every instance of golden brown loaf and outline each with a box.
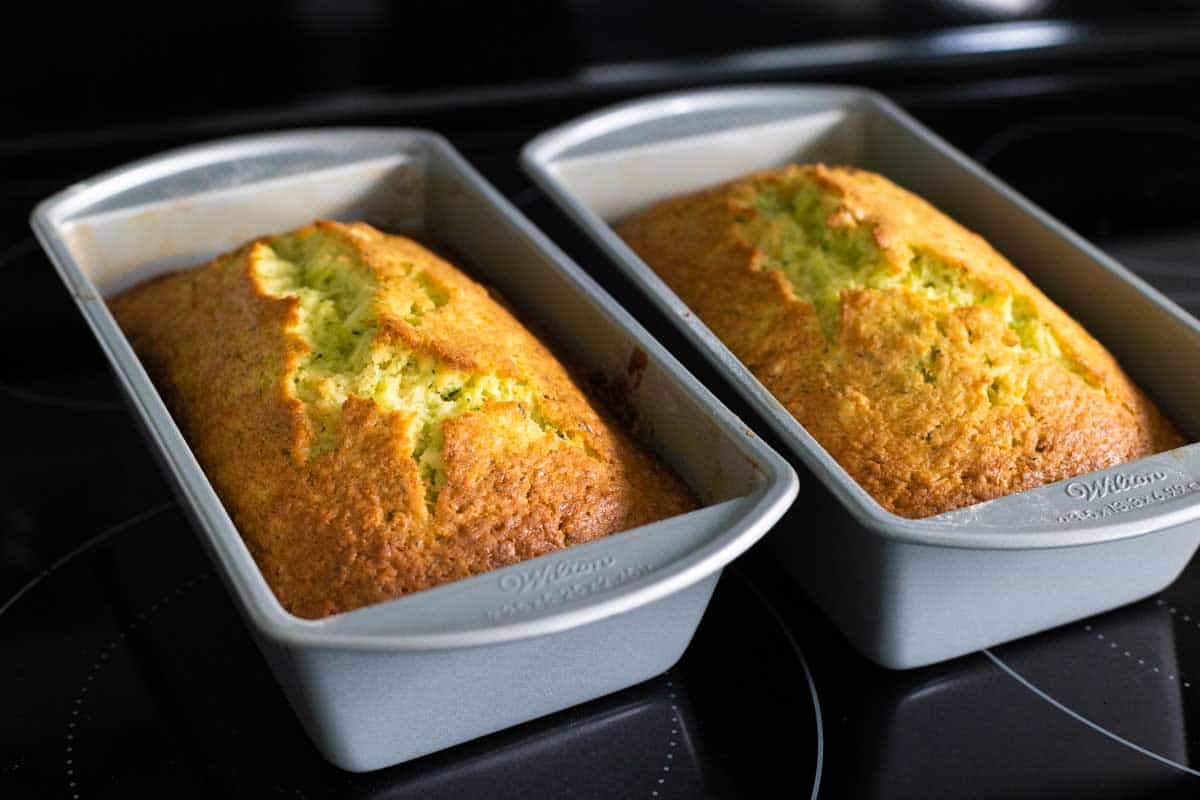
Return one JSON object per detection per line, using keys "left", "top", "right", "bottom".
{"left": 111, "top": 220, "right": 694, "bottom": 618}
{"left": 618, "top": 164, "right": 1182, "bottom": 518}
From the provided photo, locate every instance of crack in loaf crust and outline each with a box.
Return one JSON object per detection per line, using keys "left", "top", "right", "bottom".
{"left": 617, "top": 164, "right": 1183, "bottom": 518}
{"left": 110, "top": 220, "right": 695, "bottom": 618}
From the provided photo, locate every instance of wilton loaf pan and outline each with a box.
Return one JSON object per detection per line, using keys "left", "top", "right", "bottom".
{"left": 522, "top": 86, "right": 1200, "bottom": 669}
{"left": 30, "top": 128, "right": 798, "bottom": 771}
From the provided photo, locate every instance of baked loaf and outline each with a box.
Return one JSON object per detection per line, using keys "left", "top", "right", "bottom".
{"left": 112, "top": 220, "right": 694, "bottom": 618}
{"left": 618, "top": 164, "right": 1182, "bottom": 518}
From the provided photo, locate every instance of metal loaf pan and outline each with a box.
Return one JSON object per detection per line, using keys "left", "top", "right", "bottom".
{"left": 30, "top": 129, "right": 798, "bottom": 771}
{"left": 522, "top": 86, "right": 1200, "bottom": 669}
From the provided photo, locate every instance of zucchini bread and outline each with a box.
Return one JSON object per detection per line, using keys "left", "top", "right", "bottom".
{"left": 617, "top": 164, "right": 1182, "bottom": 518}
{"left": 111, "top": 220, "right": 695, "bottom": 618}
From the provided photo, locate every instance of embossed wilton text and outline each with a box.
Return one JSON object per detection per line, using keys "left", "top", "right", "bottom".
{"left": 1065, "top": 470, "right": 1170, "bottom": 502}
{"left": 499, "top": 557, "right": 619, "bottom": 594}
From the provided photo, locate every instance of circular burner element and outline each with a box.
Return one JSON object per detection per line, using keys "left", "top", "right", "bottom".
{"left": 0, "top": 508, "right": 821, "bottom": 798}
{"left": 988, "top": 584, "right": 1200, "bottom": 781}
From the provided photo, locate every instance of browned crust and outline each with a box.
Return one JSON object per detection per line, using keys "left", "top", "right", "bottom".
{"left": 617, "top": 164, "right": 1183, "bottom": 518}
{"left": 110, "top": 221, "right": 695, "bottom": 618}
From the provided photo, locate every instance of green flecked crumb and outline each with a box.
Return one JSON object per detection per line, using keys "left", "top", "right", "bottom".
{"left": 253, "top": 231, "right": 583, "bottom": 510}
{"left": 739, "top": 179, "right": 1095, "bottom": 400}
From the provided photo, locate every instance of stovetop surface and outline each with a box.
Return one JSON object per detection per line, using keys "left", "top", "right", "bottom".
{"left": 4, "top": 22, "right": 1200, "bottom": 798}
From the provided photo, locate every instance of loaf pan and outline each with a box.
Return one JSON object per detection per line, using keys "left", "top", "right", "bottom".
{"left": 522, "top": 86, "right": 1200, "bottom": 669}
{"left": 30, "top": 128, "right": 798, "bottom": 770}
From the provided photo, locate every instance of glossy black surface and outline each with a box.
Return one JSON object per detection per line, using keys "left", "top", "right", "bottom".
{"left": 4, "top": 7, "right": 1200, "bottom": 797}
{"left": 0, "top": 507, "right": 819, "bottom": 798}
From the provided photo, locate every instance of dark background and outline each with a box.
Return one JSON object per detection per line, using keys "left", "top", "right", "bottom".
{"left": 6, "top": 0, "right": 1200, "bottom": 135}
{"left": 6, "top": 0, "right": 1200, "bottom": 241}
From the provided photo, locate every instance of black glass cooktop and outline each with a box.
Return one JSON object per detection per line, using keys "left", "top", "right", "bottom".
{"left": 0, "top": 501, "right": 821, "bottom": 798}
{"left": 4, "top": 29, "right": 1200, "bottom": 798}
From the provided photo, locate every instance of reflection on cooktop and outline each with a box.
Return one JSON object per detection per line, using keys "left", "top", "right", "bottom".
{"left": 0, "top": 507, "right": 821, "bottom": 798}
{"left": 729, "top": 548, "right": 1200, "bottom": 800}
{"left": 986, "top": 600, "right": 1197, "bottom": 795}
